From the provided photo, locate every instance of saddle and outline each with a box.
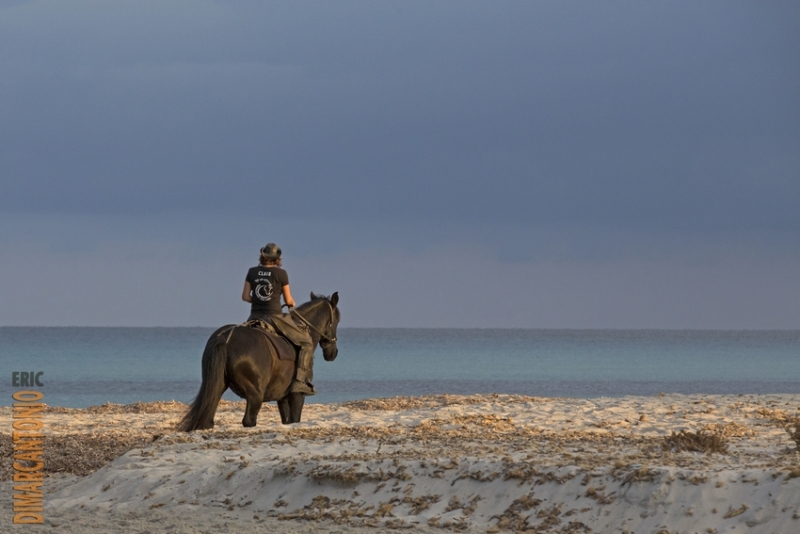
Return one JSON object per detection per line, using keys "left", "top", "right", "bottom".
{"left": 240, "top": 319, "right": 297, "bottom": 362}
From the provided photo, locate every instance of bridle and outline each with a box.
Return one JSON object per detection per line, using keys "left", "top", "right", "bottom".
{"left": 290, "top": 301, "right": 337, "bottom": 347}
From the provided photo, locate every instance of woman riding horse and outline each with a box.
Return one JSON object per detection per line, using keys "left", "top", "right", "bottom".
{"left": 179, "top": 291, "right": 339, "bottom": 430}
{"left": 242, "top": 243, "right": 316, "bottom": 395}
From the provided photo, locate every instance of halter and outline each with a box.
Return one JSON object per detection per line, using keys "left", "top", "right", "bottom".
{"left": 290, "top": 301, "right": 337, "bottom": 345}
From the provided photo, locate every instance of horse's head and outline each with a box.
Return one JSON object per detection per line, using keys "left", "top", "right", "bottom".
{"left": 311, "top": 291, "right": 340, "bottom": 361}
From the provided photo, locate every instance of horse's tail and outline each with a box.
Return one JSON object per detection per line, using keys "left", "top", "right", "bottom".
{"left": 179, "top": 333, "right": 228, "bottom": 432}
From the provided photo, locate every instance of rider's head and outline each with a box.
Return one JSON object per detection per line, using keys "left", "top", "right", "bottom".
{"left": 259, "top": 243, "right": 282, "bottom": 267}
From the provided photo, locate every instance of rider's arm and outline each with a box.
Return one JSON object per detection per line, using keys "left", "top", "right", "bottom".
{"left": 242, "top": 281, "right": 253, "bottom": 303}
{"left": 282, "top": 284, "right": 296, "bottom": 308}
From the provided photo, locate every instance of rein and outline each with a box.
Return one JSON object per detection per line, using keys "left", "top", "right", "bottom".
{"left": 290, "top": 303, "right": 336, "bottom": 344}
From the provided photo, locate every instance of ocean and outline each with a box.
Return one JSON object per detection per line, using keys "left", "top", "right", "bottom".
{"left": 1, "top": 328, "right": 798, "bottom": 408}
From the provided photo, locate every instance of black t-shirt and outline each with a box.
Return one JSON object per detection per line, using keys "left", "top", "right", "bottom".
{"left": 245, "top": 266, "right": 289, "bottom": 315}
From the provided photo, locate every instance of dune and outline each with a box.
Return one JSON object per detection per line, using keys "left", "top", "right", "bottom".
{"left": 2, "top": 393, "right": 800, "bottom": 533}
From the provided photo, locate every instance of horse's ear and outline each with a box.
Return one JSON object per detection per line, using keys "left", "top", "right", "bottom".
{"left": 310, "top": 292, "right": 317, "bottom": 300}
{"left": 330, "top": 292, "right": 339, "bottom": 307}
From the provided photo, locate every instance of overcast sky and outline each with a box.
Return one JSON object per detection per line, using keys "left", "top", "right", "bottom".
{"left": 1, "top": 1, "right": 798, "bottom": 328}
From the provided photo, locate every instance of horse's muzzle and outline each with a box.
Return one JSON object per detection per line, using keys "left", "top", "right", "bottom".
{"left": 323, "top": 346, "right": 338, "bottom": 361}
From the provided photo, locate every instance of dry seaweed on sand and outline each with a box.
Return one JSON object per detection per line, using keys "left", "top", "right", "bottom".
{"left": 662, "top": 429, "right": 729, "bottom": 454}
{"left": 757, "top": 409, "right": 800, "bottom": 450}
{"left": 43, "top": 399, "right": 268, "bottom": 415}
{"left": 771, "top": 417, "right": 800, "bottom": 450}
{"left": 0, "top": 432, "right": 153, "bottom": 481}
{"left": 340, "top": 393, "right": 542, "bottom": 411}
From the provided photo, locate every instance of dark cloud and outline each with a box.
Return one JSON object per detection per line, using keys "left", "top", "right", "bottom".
{"left": 2, "top": 2, "right": 797, "bottom": 234}
{"left": 0, "top": 2, "right": 798, "bottom": 326}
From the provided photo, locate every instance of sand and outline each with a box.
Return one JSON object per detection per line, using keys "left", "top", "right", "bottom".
{"left": 3, "top": 393, "right": 800, "bottom": 533}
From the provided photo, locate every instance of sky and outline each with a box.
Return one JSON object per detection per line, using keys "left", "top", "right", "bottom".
{"left": 1, "top": 1, "right": 798, "bottom": 328}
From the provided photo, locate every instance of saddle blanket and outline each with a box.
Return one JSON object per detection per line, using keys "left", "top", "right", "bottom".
{"left": 241, "top": 320, "right": 297, "bottom": 361}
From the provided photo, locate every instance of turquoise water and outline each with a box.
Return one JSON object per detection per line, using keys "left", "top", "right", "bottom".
{"left": 1, "top": 328, "right": 798, "bottom": 407}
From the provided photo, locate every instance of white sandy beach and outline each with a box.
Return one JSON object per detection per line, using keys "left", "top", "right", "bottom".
{"left": 3, "top": 393, "right": 800, "bottom": 533}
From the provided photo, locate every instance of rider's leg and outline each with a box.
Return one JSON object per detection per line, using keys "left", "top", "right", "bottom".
{"left": 290, "top": 336, "right": 315, "bottom": 395}
{"left": 268, "top": 315, "right": 316, "bottom": 395}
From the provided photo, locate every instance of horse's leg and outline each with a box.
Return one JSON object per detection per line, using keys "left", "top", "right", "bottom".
{"left": 243, "top": 396, "right": 263, "bottom": 428}
{"left": 288, "top": 392, "right": 305, "bottom": 424}
{"left": 277, "top": 396, "right": 292, "bottom": 425}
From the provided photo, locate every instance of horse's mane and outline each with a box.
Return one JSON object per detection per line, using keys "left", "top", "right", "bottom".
{"left": 296, "top": 294, "right": 330, "bottom": 313}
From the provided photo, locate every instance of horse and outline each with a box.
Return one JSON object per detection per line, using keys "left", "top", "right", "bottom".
{"left": 179, "top": 292, "right": 340, "bottom": 431}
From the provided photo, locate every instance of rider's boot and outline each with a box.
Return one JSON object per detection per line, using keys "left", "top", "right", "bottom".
{"left": 290, "top": 344, "right": 316, "bottom": 395}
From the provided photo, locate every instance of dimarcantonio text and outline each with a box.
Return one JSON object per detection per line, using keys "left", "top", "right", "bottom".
{"left": 11, "top": 389, "right": 45, "bottom": 524}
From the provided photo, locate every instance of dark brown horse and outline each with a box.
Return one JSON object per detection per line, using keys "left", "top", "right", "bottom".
{"left": 179, "top": 292, "right": 340, "bottom": 431}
